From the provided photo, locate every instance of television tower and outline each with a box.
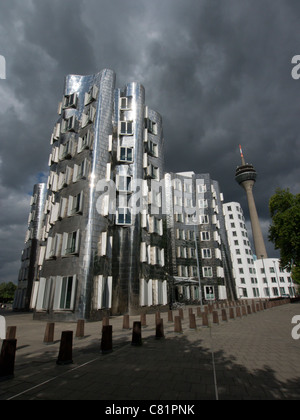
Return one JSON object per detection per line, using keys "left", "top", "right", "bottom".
{"left": 235, "top": 145, "right": 268, "bottom": 259}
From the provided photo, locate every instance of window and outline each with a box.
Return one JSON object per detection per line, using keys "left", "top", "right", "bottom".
{"left": 203, "top": 266, "right": 213, "bottom": 277}
{"left": 199, "top": 215, "right": 209, "bottom": 224}
{"left": 119, "top": 121, "right": 133, "bottom": 135}
{"left": 54, "top": 275, "right": 76, "bottom": 310}
{"left": 148, "top": 140, "right": 158, "bottom": 157}
{"left": 67, "top": 192, "right": 83, "bottom": 216}
{"left": 117, "top": 175, "right": 132, "bottom": 193}
{"left": 77, "top": 131, "right": 93, "bottom": 153}
{"left": 202, "top": 248, "right": 212, "bottom": 259}
{"left": 62, "top": 230, "right": 80, "bottom": 256}
{"left": 73, "top": 159, "right": 88, "bottom": 182}
{"left": 147, "top": 164, "right": 159, "bottom": 180}
{"left": 120, "top": 96, "right": 131, "bottom": 110}
{"left": 63, "top": 115, "right": 76, "bottom": 132}
{"left": 201, "top": 231, "right": 210, "bottom": 241}
{"left": 146, "top": 118, "right": 157, "bottom": 135}
{"left": 198, "top": 199, "right": 208, "bottom": 208}
{"left": 84, "top": 85, "right": 99, "bottom": 106}
{"left": 119, "top": 146, "right": 133, "bottom": 163}
{"left": 63, "top": 93, "right": 77, "bottom": 109}
{"left": 116, "top": 207, "right": 132, "bottom": 225}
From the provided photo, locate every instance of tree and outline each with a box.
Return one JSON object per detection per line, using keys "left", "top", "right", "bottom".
{"left": 0, "top": 282, "right": 17, "bottom": 302}
{"left": 268, "top": 188, "right": 300, "bottom": 270}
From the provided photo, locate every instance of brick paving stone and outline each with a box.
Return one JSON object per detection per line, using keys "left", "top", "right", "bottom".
{"left": 1, "top": 301, "right": 300, "bottom": 400}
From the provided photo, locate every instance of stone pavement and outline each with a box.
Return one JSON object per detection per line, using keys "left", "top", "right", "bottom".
{"left": 0, "top": 301, "right": 300, "bottom": 401}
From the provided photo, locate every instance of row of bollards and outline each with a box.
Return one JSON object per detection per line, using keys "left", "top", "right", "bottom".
{"left": 0, "top": 298, "right": 291, "bottom": 381}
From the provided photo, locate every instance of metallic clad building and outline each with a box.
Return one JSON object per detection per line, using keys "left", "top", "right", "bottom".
{"left": 14, "top": 183, "right": 47, "bottom": 311}
{"left": 31, "top": 69, "right": 166, "bottom": 321}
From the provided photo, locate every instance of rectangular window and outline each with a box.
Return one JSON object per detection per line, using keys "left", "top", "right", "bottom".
{"left": 116, "top": 207, "right": 132, "bottom": 225}
{"left": 203, "top": 266, "right": 213, "bottom": 277}
{"left": 63, "top": 93, "right": 78, "bottom": 109}
{"left": 201, "top": 231, "right": 210, "bottom": 241}
{"left": 60, "top": 276, "right": 74, "bottom": 309}
{"left": 202, "top": 248, "right": 212, "bottom": 258}
{"left": 120, "top": 121, "right": 133, "bottom": 135}
{"left": 148, "top": 140, "right": 158, "bottom": 157}
{"left": 119, "top": 146, "right": 133, "bottom": 163}
{"left": 117, "top": 175, "right": 132, "bottom": 193}
{"left": 53, "top": 275, "right": 76, "bottom": 310}
{"left": 120, "top": 97, "right": 131, "bottom": 110}
{"left": 62, "top": 230, "right": 80, "bottom": 256}
{"left": 147, "top": 164, "right": 159, "bottom": 180}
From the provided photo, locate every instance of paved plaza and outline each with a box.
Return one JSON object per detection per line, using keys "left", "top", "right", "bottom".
{"left": 0, "top": 301, "right": 300, "bottom": 401}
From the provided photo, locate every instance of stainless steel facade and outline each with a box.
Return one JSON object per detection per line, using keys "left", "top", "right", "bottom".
{"left": 19, "top": 69, "right": 238, "bottom": 321}
{"left": 14, "top": 183, "right": 47, "bottom": 310}
{"left": 31, "top": 70, "right": 166, "bottom": 321}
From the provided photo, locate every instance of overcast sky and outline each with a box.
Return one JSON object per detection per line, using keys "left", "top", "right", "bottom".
{"left": 0, "top": 0, "right": 299, "bottom": 284}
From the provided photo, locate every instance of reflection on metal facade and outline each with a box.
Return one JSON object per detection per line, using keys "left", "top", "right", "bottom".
{"left": 17, "top": 69, "right": 247, "bottom": 321}
{"left": 14, "top": 183, "right": 47, "bottom": 311}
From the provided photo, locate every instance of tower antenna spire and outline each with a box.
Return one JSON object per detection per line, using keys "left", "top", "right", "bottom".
{"left": 239, "top": 144, "right": 246, "bottom": 165}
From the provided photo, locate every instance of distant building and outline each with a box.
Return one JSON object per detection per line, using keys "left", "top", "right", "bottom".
{"left": 224, "top": 201, "right": 296, "bottom": 299}
{"left": 14, "top": 183, "right": 46, "bottom": 310}
{"left": 164, "top": 172, "right": 236, "bottom": 303}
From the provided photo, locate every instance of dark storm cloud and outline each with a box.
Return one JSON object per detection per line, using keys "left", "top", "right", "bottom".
{"left": 0, "top": 0, "right": 299, "bottom": 281}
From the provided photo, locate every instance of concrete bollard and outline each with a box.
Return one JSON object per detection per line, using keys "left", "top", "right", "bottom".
{"left": 236, "top": 307, "right": 242, "bottom": 318}
{"left": 202, "top": 312, "right": 209, "bottom": 327}
{"left": 123, "top": 315, "right": 130, "bottom": 330}
{"left": 221, "top": 309, "right": 228, "bottom": 322}
{"left": 174, "top": 316, "right": 183, "bottom": 333}
{"left": 56, "top": 331, "right": 73, "bottom": 365}
{"left": 229, "top": 307, "right": 235, "bottom": 319}
{"left": 44, "top": 322, "right": 55, "bottom": 344}
{"left": 131, "top": 322, "right": 142, "bottom": 346}
{"left": 0, "top": 339, "right": 17, "bottom": 381}
{"left": 101, "top": 325, "right": 113, "bottom": 354}
{"left": 76, "top": 320, "right": 85, "bottom": 338}
{"left": 212, "top": 311, "right": 219, "bottom": 325}
{"left": 6, "top": 326, "right": 17, "bottom": 340}
{"left": 156, "top": 319, "right": 165, "bottom": 339}
{"left": 189, "top": 313, "right": 197, "bottom": 330}
{"left": 188, "top": 308, "right": 193, "bottom": 316}
{"left": 168, "top": 310, "right": 173, "bottom": 323}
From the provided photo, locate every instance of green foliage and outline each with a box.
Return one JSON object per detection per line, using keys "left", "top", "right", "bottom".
{"left": 292, "top": 266, "right": 300, "bottom": 286}
{"left": 268, "top": 188, "right": 300, "bottom": 270}
{"left": 0, "top": 282, "right": 17, "bottom": 302}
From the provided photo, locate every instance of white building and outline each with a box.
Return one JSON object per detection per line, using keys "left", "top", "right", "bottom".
{"left": 223, "top": 202, "right": 296, "bottom": 299}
